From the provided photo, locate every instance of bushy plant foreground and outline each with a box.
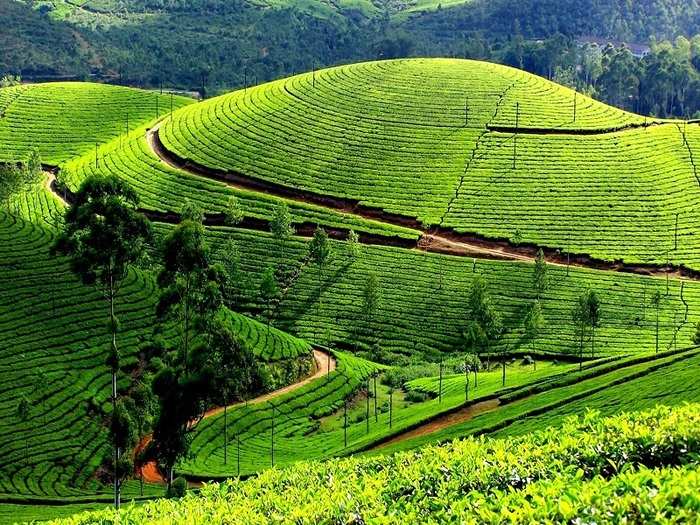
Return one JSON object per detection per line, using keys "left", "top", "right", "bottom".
{"left": 51, "top": 404, "right": 700, "bottom": 524}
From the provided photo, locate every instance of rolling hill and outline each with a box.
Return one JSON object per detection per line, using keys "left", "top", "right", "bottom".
{"left": 3, "top": 59, "right": 700, "bottom": 522}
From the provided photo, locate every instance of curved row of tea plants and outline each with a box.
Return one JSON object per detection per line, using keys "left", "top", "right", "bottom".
{"left": 60, "top": 125, "right": 419, "bottom": 240}
{"left": 0, "top": 83, "right": 192, "bottom": 164}
{"left": 151, "top": 58, "right": 700, "bottom": 268}
{"left": 49, "top": 404, "right": 700, "bottom": 525}
{"left": 192, "top": 225, "right": 700, "bottom": 360}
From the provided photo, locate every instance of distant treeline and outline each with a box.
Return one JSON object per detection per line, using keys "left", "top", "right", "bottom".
{"left": 3, "top": 0, "right": 700, "bottom": 117}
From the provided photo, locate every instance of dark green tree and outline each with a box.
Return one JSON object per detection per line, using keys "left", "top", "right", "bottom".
{"left": 464, "top": 276, "right": 502, "bottom": 375}
{"left": 587, "top": 289, "right": 601, "bottom": 357}
{"left": 308, "top": 226, "right": 332, "bottom": 340}
{"left": 52, "top": 174, "right": 152, "bottom": 509}
{"left": 157, "top": 218, "right": 223, "bottom": 372}
{"left": 523, "top": 300, "right": 545, "bottom": 369}
{"left": 533, "top": 248, "right": 548, "bottom": 299}
{"left": 259, "top": 265, "right": 279, "bottom": 333}
{"left": 362, "top": 273, "right": 381, "bottom": 344}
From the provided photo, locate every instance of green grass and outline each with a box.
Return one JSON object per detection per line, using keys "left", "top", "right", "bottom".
{"left": 153, "top": 58, "right": 700, "bottom": 269}
{"left": 0, "top": 82, "right": 192, "bottom": 164}
{"left": 45, "top": 404, "right": 700, "bottom": 524}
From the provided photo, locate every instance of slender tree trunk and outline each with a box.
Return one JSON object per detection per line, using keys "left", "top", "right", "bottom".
{"left": 656, "top": 307, "right": 660, "bottom": 353}
{"left": 109, "top": 275, "right": 120, "bottom": 510}
{"left": 184, "top": 276, "right": 190, "bottom": 374}
{"left": 224, "top": 404, "right": 228, "bottom": 465}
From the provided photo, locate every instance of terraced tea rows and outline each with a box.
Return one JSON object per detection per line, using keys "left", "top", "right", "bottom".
{"left": 0, "top": 83, "right": 192, "bottom": 164}
{"left": 154, "top": 58, "right": 700, "bottom": 269}
{"left": 194, "top": 225, "right": 700, "bottom": 360}
{"left": 60, "top": 126, "right": 419, "bottom": 240}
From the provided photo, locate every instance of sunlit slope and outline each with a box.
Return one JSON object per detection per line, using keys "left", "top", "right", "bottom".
{"left": 0, "top": 82, "right": 192, "bottom": 164}
{"left": 157, "top": 58, "right": 700, "bottom": 267}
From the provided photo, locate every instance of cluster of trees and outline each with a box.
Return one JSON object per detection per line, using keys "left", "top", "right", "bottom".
{"left": 462, "top": 249, "right": 598, "bottom": 385}
{"left": 6, "top": 0, "right": 700, "bottom": 118}
{"left": 49, "top": 176, "right": 377, "bottom": 504}
{"left": 0, "top": 149, "right": 42, "bottom": 210}
{"left": 51, "top": 177, "right": 263, "bottom": 504}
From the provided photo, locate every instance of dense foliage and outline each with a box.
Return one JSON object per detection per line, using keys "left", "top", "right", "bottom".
{"left": 49, "top": 404, "right": 700, "bottom": 524}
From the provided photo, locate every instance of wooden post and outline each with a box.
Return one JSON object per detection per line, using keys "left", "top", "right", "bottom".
{"left": 365, "top": 380, "right": 370, "bottom": 434}
{"left": 156, "top": 95, "right": 159, "bottom": 118}
{"left": 512, "top": 102, "right": 520, "bottom": 169}
{"left": 389, "top": 390, "right": 393, "bottom": 429}
{"left": 270, "top": 405, "right": 275, "bottom": 467}
{"left": 312, "top": 62, "right": 316, "bottom": 88}
{"left": 344, "top": 399, "right": 348, "bottom": 447}
{"left": 170, "top": 93, "right": 173, "bottom": 118}
{"left": 236, "top": 434, "right": 241, "bottom": 477}
{"left": 438, "top": 359, "right": 443, "bottom": 403}
{"left": 373, "top": 374, "right": 378, "bottom": 422}
{"left": 666, "top": 250, "right": 670, "bottom": 296}
{"left": 95, "top": 143, "right": 98, "bottom": 170}
{"left": 573, "top": 92, "right": 577, "bottom": 122}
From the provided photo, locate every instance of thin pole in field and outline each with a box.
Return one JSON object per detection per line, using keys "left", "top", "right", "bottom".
{"left": 389, "top": 390, "right": 393, "bottom": 429}
{"left": 156, "top": 95, "right": 159, "bottom": 118}
{"left": 373, "top": 374, "right": 378, "bottom": 422}
{"left": 438, "top": 358, "right": 443, "bottom": 403}
{"left": 95, "top": 143, "right": 98, "bottom": 170}
{"left": 573, "top": 91, "right": 577, "bottom": 122}
{"left": 344, "top": 399, "right": 348, "bottom": 447}
{"left": 365, "top": 380, "right": 370, "bottom": 434}
{"left": 512, "top": 102, "right": 520, "bottom": 170}
{"left": 465, "top": 98, "right": 469, "bottom": 126}
{"left": 237, "top": 434, "right": 240, "bottom": 477}
{"left": 170, "top": 93, "right": 173, "bottom": 118}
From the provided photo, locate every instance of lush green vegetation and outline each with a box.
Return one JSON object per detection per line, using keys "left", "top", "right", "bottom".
{"left": 47, "top": 404, "right": 700, "bottom": 524}
{"left": 59, "top": 124, "right": 419, "bottom": 240}
{"left": 155, "top": 58, "right": 700, "bottom": 268}
{"left": 0, "top": 82, "right": 192, "bottom": 164}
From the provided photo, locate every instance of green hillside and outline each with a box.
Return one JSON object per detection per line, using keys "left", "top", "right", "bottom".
{"left": 0, "top": 82, "right": 192, "bottom": 164}
{"left": 3, "top": 60, "right": 700, "bottom": 524}
{"left": 47, "top": 404, "right": 700, "bottom": 524}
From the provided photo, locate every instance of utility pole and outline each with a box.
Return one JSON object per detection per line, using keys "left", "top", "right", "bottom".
{"left": 95, "top": 143, "right": 98, "bottom": 170}
{"left": 465, "top": 357, "right": 469, "bottom": 401}
{"left": 365, "top": 380, "right": 370, "bottom": 434}
{"left": 237, "top": 434, "right": 240, "bottom": 477}
{"left": 373, "top": 374, "right": 378, "bottom": 422}
{"left": 438, "top": 358, "right": 443, "bottom": 403}
{"left": 343, "top": 399, "right": 348, "bottom": 447}
{"left": 465, "top": 98, "right": 469, "bottom": 127}
{"left": 666, "top": 250, "right": 670, "bottom": 296}
{"left": 513, "top": 102, "right": 520, "bottom": 170}
{"left": 573, "top": 92, "right": 577, "bottom": 122}
{"left": 312, "top": 61, "right": 316, "bottom": 88}
{"left": 156, "top": 95, "right": 159, "bottom": 119}
{"left": 170, "top": 93, "right": 173, "bottom": 119}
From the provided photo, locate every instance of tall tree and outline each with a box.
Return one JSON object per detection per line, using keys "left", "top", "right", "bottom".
{"left": 464, "top": 276, "right": 502, "bottom": 373}
{"left": 224, "top": 196, "right": 244, "bottom": 226}
{"left": 586, "top": 290, "right": 601, "bottom": 357}
{"left": 52, "top": 174, "right": 152, "bottom": 509}
{"left": 191, "top": 317, "right": 259, "bottom": 466}
{"left": 259, "top": 265, "right": 279, "bottom": 333}
{"left": 533, "top": 248, "right": 548, "bottom": 299}
{"left": 157, "top": 217, "right": 223, "bottom": 372}
{"left": 346, "top": 229, "right": 360, "bottom": 261}
{"left": 308, "top": 226, "right": 332, "bottom": 340}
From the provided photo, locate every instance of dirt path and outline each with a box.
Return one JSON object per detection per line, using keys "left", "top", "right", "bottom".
{"left": 372, "top": 399, "right": 501, "bottom": 450}
{"left": 136, "top": 348, "right": 336, "bottom": 484}
{"left": 145, "top": 124, "right": 700, "bottom": 281}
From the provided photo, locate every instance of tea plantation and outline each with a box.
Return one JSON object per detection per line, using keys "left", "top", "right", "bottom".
{"left": 2, "top": 59, "right": 700, "bottom": 523}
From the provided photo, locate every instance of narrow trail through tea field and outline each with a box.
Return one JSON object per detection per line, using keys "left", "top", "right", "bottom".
{"left": 135, "top": 348, "right": 336, "bottom": 484}
{"left": 144, "top": 124, "right": 700, "bottom": 282}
